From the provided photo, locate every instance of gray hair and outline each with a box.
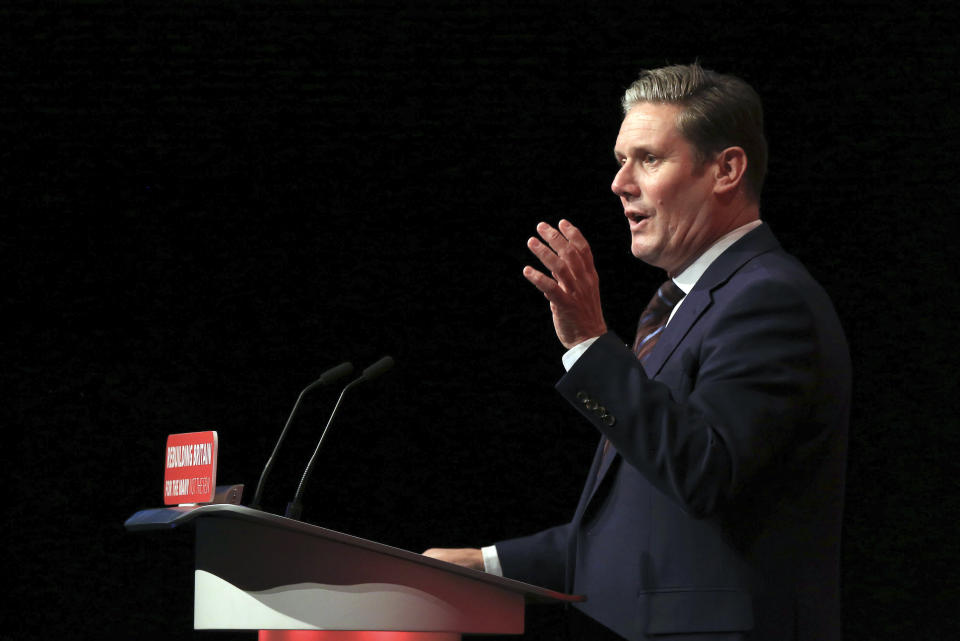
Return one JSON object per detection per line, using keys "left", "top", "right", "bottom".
{"left": 622, "top": 63, "right": 768, "bottom": 201}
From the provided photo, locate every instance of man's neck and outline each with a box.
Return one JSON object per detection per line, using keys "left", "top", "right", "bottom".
{"left": 667, "top": 202, "right": 760, "bottom": 278}
{"left": 672, "top": 219, "right": 763, "bottom": 293}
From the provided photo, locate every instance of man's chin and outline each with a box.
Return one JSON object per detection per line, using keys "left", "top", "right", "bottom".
{"left": 631, "top": 242, "right": 658, "bottom": 265}
{"left": 632, "top": 244, "right": 674, "bottom": 272}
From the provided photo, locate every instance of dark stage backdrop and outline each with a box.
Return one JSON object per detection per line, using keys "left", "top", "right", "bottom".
{"left": 4, "top": 2, "right": 957, "bottom": 640}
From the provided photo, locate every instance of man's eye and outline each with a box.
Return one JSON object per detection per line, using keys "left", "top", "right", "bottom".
{"left": 644, "top": 154, "right": 657, "bottom": 164}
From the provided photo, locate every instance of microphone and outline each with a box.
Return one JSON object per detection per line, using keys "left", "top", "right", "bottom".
{"left": 285, "top": 356, "right": 395, "bottom": 519}
{"left": 250, "top": 362, "right": 355, "bottom": 510}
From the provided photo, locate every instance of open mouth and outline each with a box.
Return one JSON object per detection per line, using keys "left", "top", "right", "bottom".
{"left": 628, "top": 212, "right": 650, "bottom": 224}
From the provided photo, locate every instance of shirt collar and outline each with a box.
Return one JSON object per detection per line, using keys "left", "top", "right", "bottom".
{"left": 672, "top": 220, "right": 763, "bottom": 295}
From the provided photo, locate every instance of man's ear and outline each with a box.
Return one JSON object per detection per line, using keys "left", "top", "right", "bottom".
{"left": 713, "top": 146, "right": 748, "bottom": 195}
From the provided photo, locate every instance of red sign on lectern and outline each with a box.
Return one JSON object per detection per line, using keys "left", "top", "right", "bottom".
{"left": 163, "top": 431, "right": 218, "bottom": 505}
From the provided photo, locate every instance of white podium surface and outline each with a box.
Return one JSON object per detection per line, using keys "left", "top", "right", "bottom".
{"left": 126, "top": 504, "right": 582, "bottom": 639}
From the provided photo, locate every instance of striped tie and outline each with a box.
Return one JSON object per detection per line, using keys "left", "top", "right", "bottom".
{"left": 599, "top": 280, "right": 687, "bottom": 467}
{"left": 632, "top": 279, "right": 686, "bottom": 361}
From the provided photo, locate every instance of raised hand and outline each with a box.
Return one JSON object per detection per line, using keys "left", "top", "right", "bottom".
{"left": 523, "top": 220, "right": 607, "bottom": 349}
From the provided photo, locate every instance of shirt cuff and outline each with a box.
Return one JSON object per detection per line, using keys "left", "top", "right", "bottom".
{"left": 561, "top": 336, "right": 600, "bottom": 371}
{"left": 481, "top": 545, "right": 504, "bottom": 577}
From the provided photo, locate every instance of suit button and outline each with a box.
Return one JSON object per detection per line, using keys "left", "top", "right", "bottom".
{"left": 585, "top": 399, "right": 598, "bottom": 410}
{"left": 602, "top": 414, "right": 616, "bottom": 426}
{"left": 576, "top": 391, "right": 590, "bottom": 403}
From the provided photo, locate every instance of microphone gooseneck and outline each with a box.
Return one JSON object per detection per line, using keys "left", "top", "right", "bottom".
{"left": 285, "top": 356, "right": 395, "bottom": 519}
{"left": 250, "top": 362, "right": 354, "bottom": 510}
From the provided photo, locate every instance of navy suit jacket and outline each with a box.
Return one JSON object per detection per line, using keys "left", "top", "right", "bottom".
{"left": 496, "top": 225, "right": 850, "bottom": 641}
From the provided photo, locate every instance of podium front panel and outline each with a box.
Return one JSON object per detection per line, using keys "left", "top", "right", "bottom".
{"left": 194, "top": 516, "right": 524, "bottom": 634}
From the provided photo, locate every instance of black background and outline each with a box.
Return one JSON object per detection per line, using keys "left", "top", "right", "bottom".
{"left": 4, "top": 1, "right": 958, "bottom": 639}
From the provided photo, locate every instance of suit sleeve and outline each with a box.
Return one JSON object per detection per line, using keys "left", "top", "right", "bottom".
{"left": 557, "top": 277, "right": 833, "bottom": 518}
{"left": 493, "top": 522, "right": 572, "bottom": 591}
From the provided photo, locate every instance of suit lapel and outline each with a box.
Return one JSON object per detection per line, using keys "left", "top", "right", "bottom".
{"left": 643, "top": 289, "right": 712, "bottom": 378}
{"left": 645, "top": 224, "right": 782, "bottom": 378}
{"left": 579, "top": 225, "right": 784, "bottom": 510}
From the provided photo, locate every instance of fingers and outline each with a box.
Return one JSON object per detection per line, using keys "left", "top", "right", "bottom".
{"left": 536, "top": 220, "right": 567, "bottom": 249}
{"left": 528, "top": 221, "right": 574, "bottom": 280}
{"left": 558, "top": 220, "right": 596, "bottom": 272}
{"left": 558, "top": 219, "right": 592, "bottom": 255}
{"left": 523, "top": 264, "right": 565, "bottom": 302}
{"left": 522, "top": 219, "right": 607, "bottom": 348}
{"left": 527, "top": 220, "right": 596, "bottom": 288}
{"left": 536, "top": 220, "right": 593, "bottom": 265}
{"left": 526, "top": 236, "right": 569, "bottom": 286}
{"left": 422, "top": 547, "right": 484, "bottom": 571}
{"left": 533, "top": 221, "right": 575, "bottom": 274}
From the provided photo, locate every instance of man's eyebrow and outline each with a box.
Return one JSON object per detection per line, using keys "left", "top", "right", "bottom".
{"left": 613, "top": 145, "right": 650, "bottom": 160}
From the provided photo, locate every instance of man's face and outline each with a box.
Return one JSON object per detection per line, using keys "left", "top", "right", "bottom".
{"left": 612, "top": 102, "right": 722, "bottom": 275}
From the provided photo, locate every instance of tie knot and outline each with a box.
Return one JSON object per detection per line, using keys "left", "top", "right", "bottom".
{"left": 656, "top": 279, "right": 686, "bottom": 311}
{"left": 633, "top": 279, "right": 686, "bottom": 360}
{"left": 638, "top": 279, "right": 685, "bottom": 322}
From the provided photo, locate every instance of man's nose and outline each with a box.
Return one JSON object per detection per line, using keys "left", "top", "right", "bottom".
{"left": 611, "top": 165, "right": 636, "bottom": 199}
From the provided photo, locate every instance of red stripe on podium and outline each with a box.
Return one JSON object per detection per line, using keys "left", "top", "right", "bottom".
{"left": 258, "top": 632, "right": 459, "bottom": 641}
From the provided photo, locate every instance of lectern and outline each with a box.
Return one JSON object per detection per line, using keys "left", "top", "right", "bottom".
{"left": 125, "top": 504, "right": 582, "bottom": 639}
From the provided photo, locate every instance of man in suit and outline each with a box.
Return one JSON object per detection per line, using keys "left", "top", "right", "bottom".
{"left": 425, "top": 63, "right": 849, "bottom": 641}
